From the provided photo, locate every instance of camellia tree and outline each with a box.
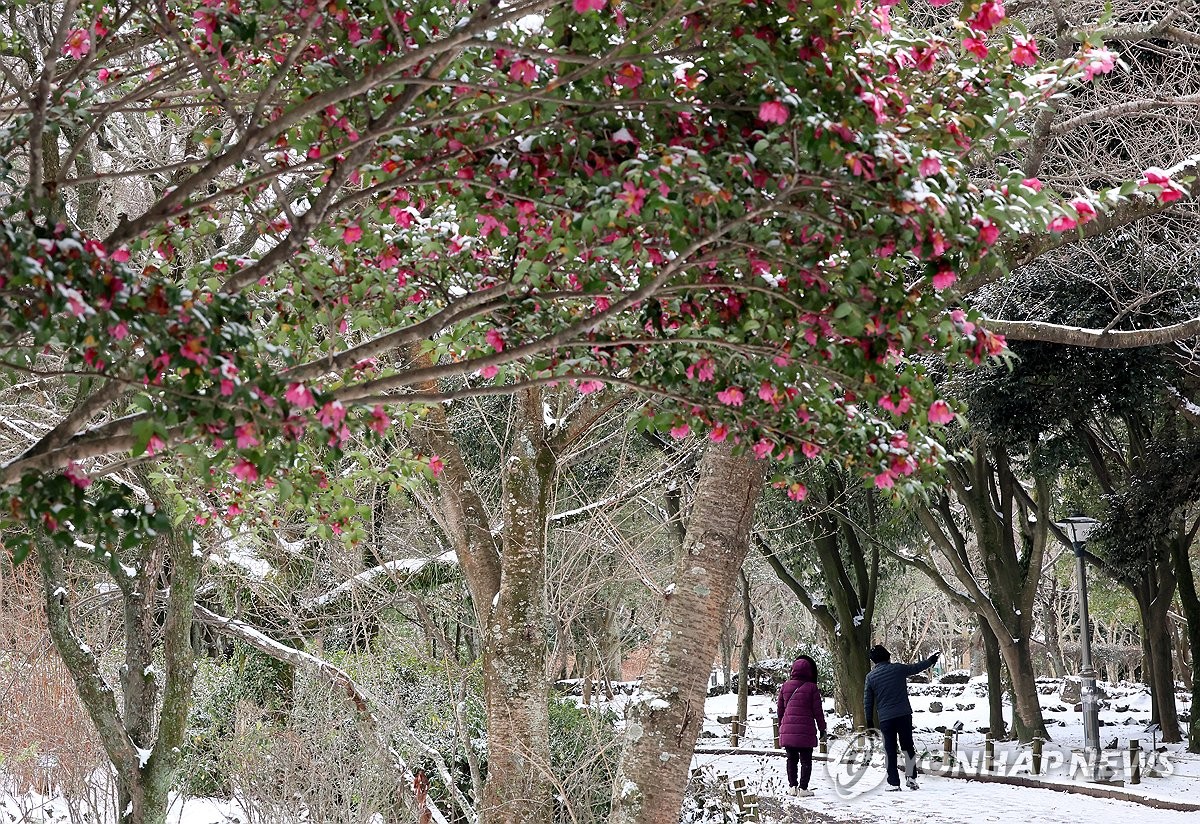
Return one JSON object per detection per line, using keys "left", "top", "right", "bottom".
{"left": 0, "top": 0, "right": 1190, "bottom": 822}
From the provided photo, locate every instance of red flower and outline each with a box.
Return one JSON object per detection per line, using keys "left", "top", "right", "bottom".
{"left": 963, "top": 36, "right": 989, "bottom": 60}
{"left": 1010, "top": 36, "right": 1039, "bottom": 67}
{"left": 757, "top": 100, "right": 789, "bottom": 125}
{"left": 572, "top": 0, "right": 606, "bottom": 11}
{"left": 614, "top": 63, "right": 644, "bottom": 89}
{"left": 717, "top": 386, "right": 745, "bottom": 406}
{"left": 928, "top": 400, "right": 955, "bottom": 425}
{"left": 62, "top": 29, "right": 90, "bottom": 59}
{"left": 1048, "top": 214, "right": 1078, "bottom": 233}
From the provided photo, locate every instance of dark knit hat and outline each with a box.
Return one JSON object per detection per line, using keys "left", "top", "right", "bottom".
{"left": 869, "top": 644, "right": 891, "bottom": 664}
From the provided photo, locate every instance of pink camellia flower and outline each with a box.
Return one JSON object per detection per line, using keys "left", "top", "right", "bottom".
{"left": 752, "top": 439, "right": 775, "bottom": 460}
{"left": 757, "top": 100, "right": 790, "bottom": 125}
{"left": 928, "top": 399, "right": 955, "bottom": 425}
{"left": 918, "top": 156, "right": 942, "bottom": 177}
{"left": 576, "top": 379, "right": 605, "bottom": 394}
{"left": 1021, "top": 177, "right": 1043, "bottom": 192}
{"left": 428, "top": 454, "right": 446, "bottom": 477}
{"left": 709, "top": 423, "right": 729, "bottom": 443}
{"left": 968, "top": 0, "right": 1006, "bottom": 32}
{"left": 509, "top": 59, "right": 537, "bottom": 85}
{"left": 1079, "top": 47, "right": 1117, "bottom": 81}
{"left": 109, "top": 321, "right": 129, "bottom": 340}
{"left": 1010, "top": 36, "right": 1039, "bottom": 67}
{"left": 369, "top": 405, "right": 391, "bottom": 434}
{"left": 669, "top": 423, "right": 691, "bottom": 439}
{"left": 613, "top": 63, "right": 644, "bottom": 89}
{"left": 757, "top": 382, "right": 777, "bottom": 403}
{"left": 62, "top": 28, "right": 91, "bottom": 59}
{"left": 235, "top": 424, "right": 260, "bottom": 449}
{"left": 963, "top": 36, "right": 988, "bottom": 60}
{"left": 1142, "top": 167, "right": 1172, "bottom": 186}
{"left": 146, "top": 434, "right": 166, "bottom": 456}
{"left": 285, "top": 382, "right": 316, "bottom": 409}
{"left": 1071, "top": 198, "right": 1097, "bottom": 223}
{"left": 874, "top": 471, "right": 896, "bottom": 490}
{"left": 686, "top": 357, "right": 715, "bottom": 382}
{"left": 485, "top": 328, "right": 505, "bottom": 352}
{"left": 978, "top": 221, "right": 1000, "bottom": 246}
{"left": 717, "top": 386, "right": 745, "bottom": 406}
{"left": 1159, "top": 184, "right": 1184, "bottom": 203}
{"left": 787, "top": 482, "right": 808, "bottom": 502}
{"left": 932, "top": 268, "right": 957, "bottom": 290}
{"left": 65, "top": 462, "right": 92, "bottom": 489}
{"left": 573, "top": 0, "right": 606, "bottom": 11}
{"left": 480, "top": 364, "right": 499, "bottom": 379}
{"left": 342, "top": 224, "right": 362, "bottom": 243}
{"left": 1049, "top": 214, "right": 1078, "bottom": 233}
{"left": 231, "top": 458, "right": 259, "bottom": 483}
{"left": 317, "top": 400, "right": 347, "bottom": 428}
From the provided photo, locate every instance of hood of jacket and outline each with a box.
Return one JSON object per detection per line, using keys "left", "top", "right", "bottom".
{"left": 790, "top": 658, "right": 815, "bottom": 683}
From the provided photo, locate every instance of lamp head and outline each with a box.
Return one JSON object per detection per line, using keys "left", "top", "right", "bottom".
{"left": 1056, "top": 514, "right": 1100, "bottom": 546}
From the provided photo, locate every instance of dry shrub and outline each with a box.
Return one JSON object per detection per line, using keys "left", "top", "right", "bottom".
{"left": 0, "top": 557, "right": 109, "bottom": 801}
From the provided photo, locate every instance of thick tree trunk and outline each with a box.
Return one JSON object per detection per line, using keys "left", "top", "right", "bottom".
{"left": 1171, "top": 538, "right": 1200, "bottom": 753}
{"left": 1000, "top": 637, "right": 1045, "bottom": 742}
{"left": 609, "top": 444, "right": 763, "bottom": 824}
{"left": 1137, "top": 591, "right": 1182, "bottom": 743}
{"left": 832, "top": 631, "right": 871, "bottom": 729}
{"left": 479, "top": 387, "right": 556, "bottom": 824}
{"left": 39, "top": 523, "right": 200, "bottom": 824}
{"left": 979, "top": 616, "right": 1008, "bottom": 740}
{"left": 736, "top": 570, "right": 753, "bottom": 729}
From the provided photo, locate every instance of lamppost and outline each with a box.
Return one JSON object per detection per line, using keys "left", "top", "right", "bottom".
{"left": 1057, "top": 515, "right": 1102, "bottom": 780}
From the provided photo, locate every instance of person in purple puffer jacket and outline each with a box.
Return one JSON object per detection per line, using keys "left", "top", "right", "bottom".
{"left": 776, "top": 655, "right": 827, "bottom": 797}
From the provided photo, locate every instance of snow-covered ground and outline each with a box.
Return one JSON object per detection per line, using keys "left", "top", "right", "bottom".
{"left": 3, "top": 675, "right": 1196, "bottom": 823}
{"left": 695, "top": 675, "right": 1200, "bottom": 823}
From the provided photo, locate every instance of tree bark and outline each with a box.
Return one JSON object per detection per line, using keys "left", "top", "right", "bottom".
{"left": 979, "top": 616, "right": 1008, "bottom": 740}
{"left": 38, "top": 523, "right": 199, "bottom": 824}
{"left": 478, "top": 387, "right": 556, "bottom": 824}
{"left": 609, "top": 443, "right": 763, "bottom": 824}
{"left": 1171, "top": 536, "right": 1200, "bottom": 753}
{"left": 1135, "top": 569, "right": 1182, "bottom": 743}
{"left": 736, "top": 569, "right": 753, "bottom": 730}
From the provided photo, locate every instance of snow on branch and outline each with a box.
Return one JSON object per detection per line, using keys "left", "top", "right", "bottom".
{"left": 301, "top": 550, "right": 459, "bottom": 611}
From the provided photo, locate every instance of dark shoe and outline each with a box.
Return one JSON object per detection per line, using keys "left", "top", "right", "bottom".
{"left": 906, "top": 778, "right": 919, "bottom": 790}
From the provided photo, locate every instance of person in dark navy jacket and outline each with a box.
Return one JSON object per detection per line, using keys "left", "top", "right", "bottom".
{"left": 863, "top": 644, "right": 939, "bottom": 791}
{"left": 776, "top": 655, "right": 827, "bottom": 796}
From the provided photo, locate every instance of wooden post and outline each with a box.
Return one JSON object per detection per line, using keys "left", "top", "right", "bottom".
{"left": 1129, "top": 739, "right": 1141, "bottom": 785}
{"left": 943, "top": 730, "right": 953, "bottom": 771}
{"left": 1032, "top": 738, "right": 1043, "bottom": 776}
{"left": 984, "top": 736, "right": 995, "bottom": 772}
{"left": 772, "top": 716, "right": 781, "bottom": 748}
{"left": 730, "top": 719, "right": 741, "bottom": 747}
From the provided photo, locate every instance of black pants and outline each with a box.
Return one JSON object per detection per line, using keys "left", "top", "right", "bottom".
{"left": 878, "top": 714, "right": 916, "bottom": 787}
{"left": 784, "top": 746, "right": 813, "bottom": 789}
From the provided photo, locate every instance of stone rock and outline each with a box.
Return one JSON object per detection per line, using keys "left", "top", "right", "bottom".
{"left": 1061, "top": 678, "right": 1082, "bottom": 704}
{"left": 1074, "top": 703, "right": 1084, "bottom": 713}
{"left": 955, "top": 702, "right": 976, "bottom": 711}
{"left": 928, "top": 701, "right": 943, "bottom": 713}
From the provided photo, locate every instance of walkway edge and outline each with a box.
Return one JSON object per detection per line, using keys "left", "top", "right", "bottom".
{"left": 692, "top": 747, "right": 1200, "bottom": 812}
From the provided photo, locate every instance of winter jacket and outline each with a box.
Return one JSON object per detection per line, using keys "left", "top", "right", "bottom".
{"left": 863, "top": 654, "right": 938, "bottom": 724}
{"left": 776, "top": 658, "right": 826, "bottom": 748}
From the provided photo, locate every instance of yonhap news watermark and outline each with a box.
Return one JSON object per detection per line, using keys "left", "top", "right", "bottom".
{"left": 823, "top": 729, "right": 1176, "bottom": 799}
